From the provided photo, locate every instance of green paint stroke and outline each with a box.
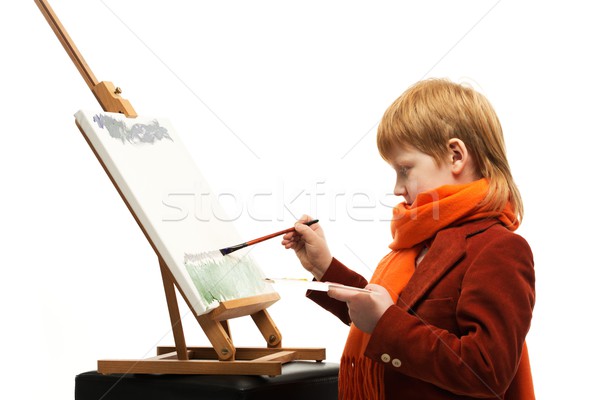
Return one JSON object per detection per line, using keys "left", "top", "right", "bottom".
{"left": 184, "top": 251, "right": 272, "bottom": 306}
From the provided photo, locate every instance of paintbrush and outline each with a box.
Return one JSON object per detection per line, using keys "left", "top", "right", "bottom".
{"left": 218, "top": 219, "right": 319, "bottom": 255}
{"left": 188, "top": 219, "right": 319, "bottom": 260}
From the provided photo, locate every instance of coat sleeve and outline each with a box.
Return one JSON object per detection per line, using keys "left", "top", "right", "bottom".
{"left": 364, "top": 233, "right": 535, "bottom": 397}
{"left": 306, "top": 257, "right": 369, "bottom": 325}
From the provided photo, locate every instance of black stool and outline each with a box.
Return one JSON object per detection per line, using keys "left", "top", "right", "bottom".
{"left": 75, "top": 361, "right": 339, "bottom": 400}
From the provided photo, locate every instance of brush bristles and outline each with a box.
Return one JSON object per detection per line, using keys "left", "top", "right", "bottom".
{"left": 184, "top": 251, "right": 224, "bottom": 264}
{"left": 184, "top": 251, "right": 272, "bottom": 307}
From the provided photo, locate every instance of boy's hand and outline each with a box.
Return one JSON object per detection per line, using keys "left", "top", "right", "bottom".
{"left": 281, "top": 215, "right": 332, "bottom": 280}
{"left": 328, "top": 284, "right": 394, "bottom": 333}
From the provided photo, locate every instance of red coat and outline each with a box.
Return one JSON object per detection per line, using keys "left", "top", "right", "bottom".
{"left": 308, "top": 219, "right": 535, "bottom": 399}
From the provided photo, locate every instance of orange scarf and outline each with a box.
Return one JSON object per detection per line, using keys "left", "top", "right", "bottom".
{"left": 339, "top": 179, "right": 533, "bottom": 399}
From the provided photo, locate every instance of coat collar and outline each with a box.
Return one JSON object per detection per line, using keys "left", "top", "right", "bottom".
{"left": 398, "top": 218, "right": 500, "bottom": 311}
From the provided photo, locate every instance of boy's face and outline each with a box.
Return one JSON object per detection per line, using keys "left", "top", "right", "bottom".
{"left": 388, "top": 144, "right": 456, "bottom": 206}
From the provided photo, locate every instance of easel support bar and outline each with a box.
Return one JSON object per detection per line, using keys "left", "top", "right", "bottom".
{"left": 35, "top": 0, "right": 137, "bottom": 117}
{"left": 34, "top": 0, "right": 97, "bottom": 90}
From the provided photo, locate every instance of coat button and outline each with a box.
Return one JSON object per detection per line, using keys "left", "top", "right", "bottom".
{"left": 392, "top": 358, "right": 402, "bottom": 368}
{"left": 381, "top": 354, "right": 391, "bottom": 363}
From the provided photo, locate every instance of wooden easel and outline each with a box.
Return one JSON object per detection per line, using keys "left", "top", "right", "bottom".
{"left": 35, "top": 0, "right": 325, "bottom": 375}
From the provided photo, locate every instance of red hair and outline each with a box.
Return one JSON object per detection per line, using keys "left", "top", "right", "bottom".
{"left": 377, "top": 78, "right": 523, "bottom": 224}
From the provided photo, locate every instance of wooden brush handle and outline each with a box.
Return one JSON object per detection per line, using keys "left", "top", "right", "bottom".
{"left": 246, "top": 219, "right": 319, "bottom": 246}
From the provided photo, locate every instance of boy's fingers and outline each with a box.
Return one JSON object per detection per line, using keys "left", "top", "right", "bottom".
{"left": 298, "top": 214, "right": 313, "bottom": 224}
{"left": 365, "top": 284, "right": 388, "bottom": 296}
{"left": 328, "top": 287, "right": 356, "bottom": 302}
{"left": 282, "top": 231, "right": 295, "bottom": 240}
{"left": 294, "top": 221, "right": 315, "bottom": 236}
{"left": 296, "top": 215, "right": 319, "bottom": 230}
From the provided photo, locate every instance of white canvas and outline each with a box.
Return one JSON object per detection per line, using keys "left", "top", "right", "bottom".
{"left": 75, "top": 110, "right": 276, "bottom": 315}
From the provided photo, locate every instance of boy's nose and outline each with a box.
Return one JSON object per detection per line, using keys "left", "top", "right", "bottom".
{"left": 394, "top": 183, "right": 406, "bottom": 197}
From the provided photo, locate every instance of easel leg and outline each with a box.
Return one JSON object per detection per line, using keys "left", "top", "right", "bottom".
{"left": 196, "top": 314, "right": 236, "bottom": 361}
{"left": 221, "top": 320, "right": 231, "bottom": 340}
{"left": 160, "top": 259, "right": 188, "bottom": 360}
{"left": 252, "top": 309, "right": 282, "bottom": 348}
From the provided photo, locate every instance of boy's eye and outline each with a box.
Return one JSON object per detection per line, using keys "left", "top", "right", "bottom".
{"left": 399, "top": 166, "right": 410, "bottom": 177}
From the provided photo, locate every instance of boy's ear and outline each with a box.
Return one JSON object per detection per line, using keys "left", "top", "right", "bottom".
{"left": 448, "top": 138, "right": 469, "bottom": 175}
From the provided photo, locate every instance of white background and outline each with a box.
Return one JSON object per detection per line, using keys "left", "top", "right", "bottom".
{"left": 1, "top": 1, "right": 599, "bottom": 398}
